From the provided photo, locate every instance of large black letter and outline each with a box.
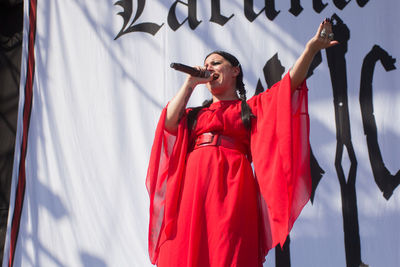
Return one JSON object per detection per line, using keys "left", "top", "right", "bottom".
{"left": 276, "top": 236, "right": 291, "bottom": 267}
{"left": 325, "top": 14, "right": 367, "bottom": 267}
{"left": 333, "top": 0, "right": 350, "bottom": 10}
{"left": 114, "top": 0, "right": 164, "bottom": 39}
{"left": 313, "top": 0, "right": 328, "bottom": 13}
{"left": 305, "top": 52, "right": 328, "bottom": 203}
{"left": 245, "top": 0, "right": 280, "bottom": 22}
{"left": 356, "top": 0, "right": 369, "bottom": 7}
{"left": 168, "top": 0, "right": 201, "bottom": 31}
{"left": 264, "top": 0, "right": 280, "bottom": 21}
{"left": 359, "top": 45, "right": 399, "bottom": 200}
{"left": 244, "top": 0, "right": 265, "bottom": 22}
{"left": 210, "top": 0, "right": 234, "bottom": 26}
{"left": 289, "top": 0, "right": 303, "bottom": 17}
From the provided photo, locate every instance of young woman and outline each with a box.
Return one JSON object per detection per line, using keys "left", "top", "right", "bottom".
{"left": 147, "top": 19, "right": 338, "bottom": 267}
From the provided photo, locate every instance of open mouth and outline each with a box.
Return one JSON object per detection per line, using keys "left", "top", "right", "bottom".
{"left": 212, "top": 73, "right": 219, "bottom": 80}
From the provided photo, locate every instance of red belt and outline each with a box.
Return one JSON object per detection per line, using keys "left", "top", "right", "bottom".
{"left": 192, "top": 132, "right": 249, "bottom": 158}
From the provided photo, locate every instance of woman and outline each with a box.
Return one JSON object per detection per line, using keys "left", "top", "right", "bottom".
{"left": 147, "top": 19, "right": 338, "bottom": 267}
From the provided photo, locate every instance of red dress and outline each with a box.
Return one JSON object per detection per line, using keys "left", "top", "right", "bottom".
{"left": 146, "top": 73, "right": 311, "bottom": 267}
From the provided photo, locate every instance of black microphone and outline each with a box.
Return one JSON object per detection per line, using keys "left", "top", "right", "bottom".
{"left": 170, "top": 63, "right": 210, "bottom": 78}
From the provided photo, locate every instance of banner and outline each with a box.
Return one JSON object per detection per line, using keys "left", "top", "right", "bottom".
{"left": 3, "top": 1, "right": 399, "bottom": 266}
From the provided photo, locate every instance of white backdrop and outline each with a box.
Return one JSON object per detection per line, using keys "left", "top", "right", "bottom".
{"left": 2, "top": 0, "right": 400, "bottom": 266}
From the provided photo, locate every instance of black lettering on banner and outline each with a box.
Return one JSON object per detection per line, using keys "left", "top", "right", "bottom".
{"left": 359, "top": 45, "right": 399, "bottom": 200}
{"left": 210, "top": 0, "right": 234, "bottom": 26}
{"left": 333, "top": 0, "right": 351, "bottom": 10}
{"left": 356, "top": 0, "right": 369, "bottom": 7}
{"left": 264, "top": 0, "right": 281, "bottom": 21}
{"left": 114, "top": 0, "right": 164, "bottom": 39}
{"left": 114, "top": 0, "right": 371, "bottom": 38}
{"left": 168, "top": 0, "right": 201, "bottom": 31}
{"left": 306, "top": 50, "right": 322, "bottom": 78}
{"left": 289, "top": 0, "right": 304, "bottom": 17}
{"left": 243, "top": 0, "right": 281, "bottom": 22}
{"left": 326, "top": 14, "right": 366, "bottom": 267}
{"left": 244, "top": 0, "right": 265, "bottom": 22}
{"left": 305, "top": 52, "right": 328, "bottom": 204}
{"left": 310, "top": 148, "right": 325, "bottom": 203}
{"left": 261, "top": 53, "right": 285, "bottom": 89}
{"left": 276, "top": 236, "right": 291, "bottom": 267}
{"left": 313, "top": 0, "right": 328, "bottom": 13}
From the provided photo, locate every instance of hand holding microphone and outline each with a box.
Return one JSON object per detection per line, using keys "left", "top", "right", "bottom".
{"left": 170, "top": 63, "right": 218, "bottom": 81}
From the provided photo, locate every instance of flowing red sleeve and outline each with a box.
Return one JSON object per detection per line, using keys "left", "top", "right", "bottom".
{"left": 248, "top": 73, "right": 311, "bottom": 255}
{"left": 145, "top": 106, "right": 189, "bottom": 264}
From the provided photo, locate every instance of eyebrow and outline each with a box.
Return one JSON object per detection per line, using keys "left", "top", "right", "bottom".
{"left": 204, "top": 59, "right": 222, "bottom": 66}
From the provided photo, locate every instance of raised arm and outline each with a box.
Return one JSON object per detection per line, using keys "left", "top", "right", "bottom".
{"left": 165, "top": 72, "right": 212, "bottom": 134}
{"left": 289, "top": 19, "right": 339, "bottom": 92}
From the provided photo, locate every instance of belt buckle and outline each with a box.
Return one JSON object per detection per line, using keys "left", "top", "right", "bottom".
{"left": 195, "top": 132, "right": 219, "bottom": 148}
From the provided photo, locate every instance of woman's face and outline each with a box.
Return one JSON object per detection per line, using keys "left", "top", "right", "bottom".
{"left": 204, "top": 54, "right": 239, "bottom": 97}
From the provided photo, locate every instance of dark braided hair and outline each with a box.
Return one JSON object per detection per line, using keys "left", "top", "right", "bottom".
{"left": 187, "top": 51, "right": 254, "bottom": 130}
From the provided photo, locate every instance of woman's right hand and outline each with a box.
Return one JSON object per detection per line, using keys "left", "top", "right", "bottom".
{"left": 165, "top": 66, "right": 213, "bottom": 134}
{"left": 185, "top": 66, "right": 214, "bottom": 87}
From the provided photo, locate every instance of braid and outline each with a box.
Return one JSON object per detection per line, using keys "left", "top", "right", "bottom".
{"left": 236, "top": 68, "right": 254, "bottom": 130}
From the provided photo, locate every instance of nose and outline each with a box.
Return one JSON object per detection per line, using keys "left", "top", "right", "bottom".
{"left": 206, "top": 65, "right": 214, "bottom": 72}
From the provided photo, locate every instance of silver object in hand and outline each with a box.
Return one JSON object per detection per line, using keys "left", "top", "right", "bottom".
{"left": 320, "top": 29, "right": 327, "bottom": 38}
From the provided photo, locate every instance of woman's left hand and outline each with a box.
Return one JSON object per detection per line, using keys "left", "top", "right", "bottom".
{"left": 289, "top": 18, "right": 339, "bottom": 92}
{"left": 306, "top": 18, "right": 339, "bottom": 53}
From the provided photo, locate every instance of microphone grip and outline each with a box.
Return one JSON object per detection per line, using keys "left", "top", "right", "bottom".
{"left": 170, "top": 63, "right": 209, "bottom": 78}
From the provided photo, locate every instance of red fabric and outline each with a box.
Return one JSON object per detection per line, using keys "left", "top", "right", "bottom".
{"left": 248, "top": 73, "right": 311, "bottom": 256}
{"left": 146, "top": 73, "right": 311, "bottom": 266}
